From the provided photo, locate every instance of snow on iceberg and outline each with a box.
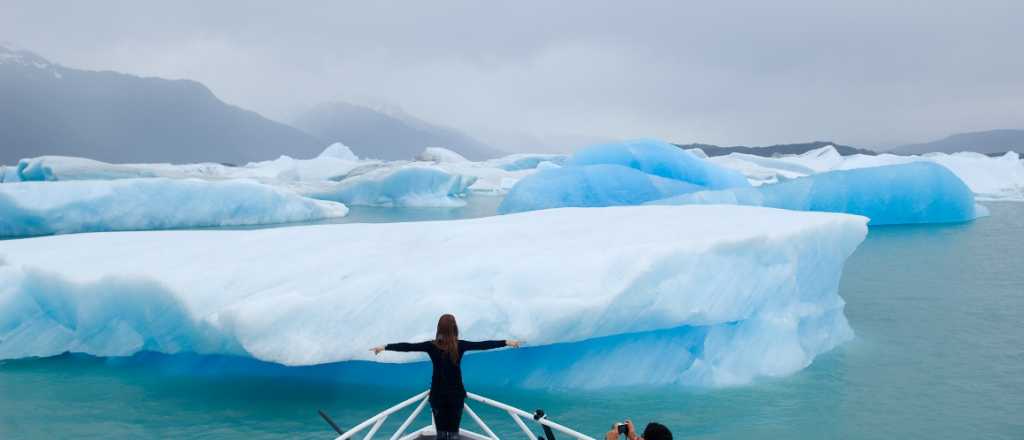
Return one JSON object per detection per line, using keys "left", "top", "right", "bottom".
{"left": 300, "top": 164, "right": 476, "bottom": 207}
{"left": 497, "top": 164, "right": 705, "bottom": 214}
{"left": 317, "top": 142, "right": 360, "bottom": 161}
{"left": 483, "top": 153, "right": 570, "bottom": 171}
{"left": 708, "top": 146, "right": 1024, "bottom": 201}
{"left": 416, "top": 147, "right": 469, "bottom": 163}
{"left": 0, "top": 178, "right": 348, "bottom": 238}
{"left": 839, "top": 151, "right": 1024, "bottom": 201}
{"left": 653, "top": 162, "right": 982, "bottom": 225}
{"left": 236, "top": 144, "right": 370, "bottom": 182}
{"left": 568, "top": 139, "right": 750, "bottom": 189}
{"left": 0, "top": 205, "right": 868, "bottom": 387}
{"left": 15, "top": 156, "right": 230, "bottom": 181}
{"left": 16, "top": 144, "right": 367, "bottom": 184}
{"left": 708, "top": 153, "right": 822, "bottom": 186}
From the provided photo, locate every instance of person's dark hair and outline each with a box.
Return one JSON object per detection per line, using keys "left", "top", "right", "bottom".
{"left": 642, "top": 423, "right": 672, "bottom": 440}
{"left": 433, "top": 314, "right": 459, "bottom": 364}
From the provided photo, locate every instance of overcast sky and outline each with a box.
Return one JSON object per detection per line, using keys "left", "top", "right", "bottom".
{"left": 3, "top": 0, "right": 1022, "bottom": 150}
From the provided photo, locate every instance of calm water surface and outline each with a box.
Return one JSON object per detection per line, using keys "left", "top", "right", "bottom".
{"left": 1, "top": 202, "right": 1021, "bottom": 439}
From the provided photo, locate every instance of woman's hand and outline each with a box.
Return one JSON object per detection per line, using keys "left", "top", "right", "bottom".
{"left": 506, "top": 339, "right": 523, "bottom": 348}
{"left": 625, "top": 420, "right": 638, "bottom": 440}
{"left": 370, "top": 346, "right": 385, "bottom": 355}
{"left": 605, "top": 425, "right": 620, "bottom": 440}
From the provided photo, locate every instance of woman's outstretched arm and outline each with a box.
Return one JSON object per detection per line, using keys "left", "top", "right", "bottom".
{"left": 371, "top": 341, "right": 433, "bottom": 355}
{"left": 461, "top": 339, "right": 523, "bottom": 351}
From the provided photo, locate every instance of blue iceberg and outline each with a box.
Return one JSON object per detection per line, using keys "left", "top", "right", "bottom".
{"left": 652, "top": 162, "right": 983, "bottom": 225}
{"left": 568, "top": 139, "right": 750, "bottom": 189}
{"left": 497, "top": 164, "right": 704, "bottom": 214}
{"left": 497, "top": 139, "right": 750, "bottom": 214}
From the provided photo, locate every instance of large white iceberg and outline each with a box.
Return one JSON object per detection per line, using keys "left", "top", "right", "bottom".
{"left": 0, "top": 178, "right": 348, "bottom": 238}
{"left": 0, "top": 205, "right": 867, "bottom": 387}
{"left": 653, "top": 162, "right": 983, "bottom": 225}
{"left": 498, "top": 164, "right": 704, "bottom": 214}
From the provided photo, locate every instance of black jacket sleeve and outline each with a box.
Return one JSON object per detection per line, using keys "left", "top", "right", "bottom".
{"left": 460, "top": 340, "right": 506, "bottom": 352}
{"left": 385, "top": 341, "right": 434, "bottom": 352}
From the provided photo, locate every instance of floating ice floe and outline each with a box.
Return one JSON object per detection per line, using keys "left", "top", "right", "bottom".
{"left": 16, "top": 155, "right": 232, "bottom": 181}
{"left": 652, "top": 162, "right": 984, "bottom": 225}
{"left": 299, "top": 164, "right": 477, "bottom": 207}
{"left": 14, "top": 143, "right": 367, "bottom": 184}
{"left": 1, "top": 164, "right": 20, "bottom": 183}
{"left": 839, "top": 151, "right": 1024, "bottom": 201}
{"left": 0, "top": 205, "right": 868, "bottom": 387}
{"left": 709, "top": 145, "right": 1024, "bottom": 201}
{"left": 236, "top": 143, "right": 370, "bottom": 182}
{"left": 0, "top": 178, "right": 348, "bottom": 238}
{"left": 498, "top": 164, "right": 705, "bottom": 214}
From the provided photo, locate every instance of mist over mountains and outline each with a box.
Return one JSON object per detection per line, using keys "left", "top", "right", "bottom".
{"left": 0, "top": 45, "right": 323, "bottom": 165}
{"left": 890, "top": 129, "right": 1024, "bottom": 155}
{"left": 0, "top": 45, "right": 505, "bottom": 164}
{"left": 292, "top": 101, "right": 501, "bottom": 161}
{"left": 1, "top": 45, "right": 1020, "bottom": 165}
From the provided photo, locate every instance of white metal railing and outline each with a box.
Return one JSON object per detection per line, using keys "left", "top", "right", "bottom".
{"left": 330, "top": 390, "right": 596, "bottom": 440}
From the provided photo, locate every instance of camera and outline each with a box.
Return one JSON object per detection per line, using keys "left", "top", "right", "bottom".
{"left": 616, "top": 423, "right": 629, "bottom": 436}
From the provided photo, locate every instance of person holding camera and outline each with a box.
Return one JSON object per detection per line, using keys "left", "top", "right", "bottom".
{"left": 606, "top": 420, "right": 672, "bottom": 440}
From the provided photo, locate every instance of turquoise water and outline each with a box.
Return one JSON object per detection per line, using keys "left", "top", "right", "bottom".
{"left": 2, "top": 203, "right": 1022, "bottom": 439}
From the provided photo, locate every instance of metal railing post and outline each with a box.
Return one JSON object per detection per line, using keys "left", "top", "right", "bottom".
{"left": 389, "top": 395, "right": 430, "bottom": 440}
{"left": 463, "top": 402, "right": 499, "bottom": 440}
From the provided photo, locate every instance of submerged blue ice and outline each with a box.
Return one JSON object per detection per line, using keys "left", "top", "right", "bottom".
{"left": 568, "top": 139, "right": 750, "bottom": 189}
{"left": 497, "top": 164, "right": 705, "bottom": 214}
{"left": 653, "top": 162, "right": 982, "bottom": 225}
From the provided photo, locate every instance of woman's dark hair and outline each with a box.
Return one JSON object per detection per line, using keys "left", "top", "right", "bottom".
{"left": 642, "top": 423, "right": 672, "bottom": 440}
{"left": 433, "top": 314, "right": 459, "bottom": 364}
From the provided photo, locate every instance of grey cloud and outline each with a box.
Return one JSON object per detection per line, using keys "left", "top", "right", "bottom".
{"left": 3, "top": 0, "right": 1022, "bottom": 150}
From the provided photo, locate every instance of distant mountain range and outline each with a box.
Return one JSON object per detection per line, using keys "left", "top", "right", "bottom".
{"left": 292, "top": 101, "right": 501, "bottom": 161}
{"left": 3, "top": 45, "right": 1019, "bottom": 165}
{"left": 0, "top": 45, "right": 323, "bottom": 165}
{"left": 675, "top": 141, "right": 877, "bottom": 157}
{"left": 890, "top": 129, "right": 1024, "bottom": 155}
